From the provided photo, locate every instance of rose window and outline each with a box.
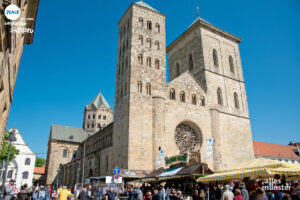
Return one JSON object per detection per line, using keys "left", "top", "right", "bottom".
{"left": 175, "top": 124, "right": 199, "bottom": 153}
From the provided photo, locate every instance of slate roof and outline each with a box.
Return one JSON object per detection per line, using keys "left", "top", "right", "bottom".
{"left": 87, "top": 92, "right": 111, "bottom": 110}
{"left": 253, "top": 141, "right": 300, "bottom": 160}
{"left": 134, "top": 1, "right": 158, "bottom": 12}
{"left": 51, "top": 124, "right": 87, "bottom": 143}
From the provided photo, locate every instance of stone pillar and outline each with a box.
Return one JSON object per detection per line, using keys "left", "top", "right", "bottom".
{"left": 152, "top": 96, "right": 165, "bottom": 169}
{"left": 210, "top": 109, "right": 223, "bottom": 171}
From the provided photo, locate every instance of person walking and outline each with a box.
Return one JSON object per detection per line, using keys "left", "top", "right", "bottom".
{"left": 221, "top": 185, "right": 234, "bottom": 200}
{"left": 39, "top": 186, "right": 46, "bottom": 200}
{"left": 233, "top": 189, "right": 244, "bottom": 200}
{"left": 4, "top": 179, "right": 16, "bottom": 200}
{"left": 96, "top": 187, "right": 103, "bottom": 200}
{"left": 79, "top": 188, "right": 90, "bottom": 200}
{"left": 240, "top": 184, "right": 249, "bottom": 200}
{"left": 137, "top": 188, "right": 143, "bottom": 200}
{"left": 293, "top": 183, "right": 300, "bottom": 198}
{"left": 106, "top": 186, "right": 117, "bottom": 200}
{"left": 45, "top": 185, "right": 51, "bottom": 200}
{"left": 59, "top": 186, "right": 74, "bottom": 200}
{"left": 128, "top": 187, "right": 137, "bottom": 200}
{"left": 32, "top": 186, "right": 40, "bottom": 200}
{"left": 145, "top": 190, "right": 153, "bottom": 200}
{"left": 192, "top": 189, "right": 200, "bottom": 200}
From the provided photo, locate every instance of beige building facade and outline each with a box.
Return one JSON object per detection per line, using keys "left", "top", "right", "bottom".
{"left": 46, "top": 1, "right": 254, "bottom": 186}
{"left": 0, "top": 0, "right": 39, "bottom": 144}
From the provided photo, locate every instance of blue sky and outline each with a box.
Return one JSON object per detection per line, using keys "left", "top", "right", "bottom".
{"left": 7, "top": 0, "right": 300, "bottom": 158}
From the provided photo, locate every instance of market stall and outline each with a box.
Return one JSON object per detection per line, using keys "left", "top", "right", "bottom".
{"left": 197, "top": 158, "right": 300, "bottom": 182}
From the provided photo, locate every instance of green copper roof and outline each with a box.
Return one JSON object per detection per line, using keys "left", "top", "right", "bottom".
{"left": 51, "top": 124, "right": 87, "bottom": 143}
{"left": 135, "top": 1, "right": 158, "bottom": 12}
{"left": 88, "top": 92, "right": 111, "bottom": 110}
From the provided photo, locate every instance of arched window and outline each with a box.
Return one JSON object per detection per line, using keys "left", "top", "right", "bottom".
{"left": 180, "top": 91, "right": 185, "bottom": 102}
{"left": 155, "top": 23, "right": 160, "bottom": 33}
{"left": 213, "top": 49, "right": 218, "bottom": 67}
{"left": 234, "top": 92, "right": 239, "bottom": 109}
{"left": 188, "top": 53, "right": 193, "bottom": 70}
{"left": 192, "top": 94, "right": 197, "bottom": 105}
{"left": 147, "top": 21, "right": 152, "bottom": 30}
{"left": 147, "top": 38, "right": 151, "bottom": 48}
{"left": 217, "top": 87, "right": 223, "bottom": 105}
{"left": 155, "top": 59, "right": 160, "bottom": 69}
{"left": 93, "top": 114, "right": 95, "bottom": 119}
{"left": 138, "top": 54, "right": 143, "bottom": 65}
{"left": 137, "top": 81, "right": 142, "bottom": 93}
{"left": 7, "top": 170, "right": 12, "bottom": 179}
{"left": 73, "top": 150, "right": 77, "bottom": 158}
{"left": 139, "top": 17, "right": 143, "bottom": 27}
{"left": 92, "top": 123, "right": 95, "bottom": 128}
{"left": 88, "top": 115, "right": 90, "bottom": 119}
{"left": 170, "top": 89, "right": 176, "bottom": 100}
{"left": 63, "top": 149, "right": 68, "bottom": 158}
{"left": 121, "top": 88, "right": 123, "bottom": 99}
{"left": 201, "top": 96, "right": 205, "bottom": 106}
{"left": 229, "top": 56, "right": 234, "bottom": 74}
{"left": 22, "top": 171, "right": 28, "bottom": 179}
{"left": 155, "top": 41, "right": 159, "bottom": 50}
{"left": 25, "top": 158, "right": 30, "bottom": 165}
{"left": 176, "top": 62, "right": 180, "bottom": 77}
{"left": 147, "top": 57, "right": 151, "bottom": 67}
{"left": 139, "top": 35, "right": 143, "bottom": 45}
{"left": 87, "top": 123, "right": 90, "bottom": 129}
{"left": 146, "top": 83, "right": 151, "bottom": 95}
{"left": 105, "top": 156, "right": 109, "bottom": 171}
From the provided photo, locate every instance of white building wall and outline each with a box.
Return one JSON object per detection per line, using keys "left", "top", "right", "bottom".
{"left": 0, "top": 132, "right": 36, "bottom": 189}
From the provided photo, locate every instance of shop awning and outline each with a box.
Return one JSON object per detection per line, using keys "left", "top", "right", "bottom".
{"left": 197, "top": 158, "right": 300, "bottom": 182}
{"left": 159, "top": 167, "right": 183, "bottom": 177}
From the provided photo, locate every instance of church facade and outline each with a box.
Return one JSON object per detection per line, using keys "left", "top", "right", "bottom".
{"left": 45, "top": 1, "right": 254, "bottom": 186}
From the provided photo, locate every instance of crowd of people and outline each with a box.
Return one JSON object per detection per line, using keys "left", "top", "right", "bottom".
{"left": 2, "top": 178, "right": 300, "bottom": 200}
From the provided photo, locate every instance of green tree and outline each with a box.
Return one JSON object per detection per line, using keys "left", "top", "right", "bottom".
{"left": 0, "top": 131, "right": 19, "bottom": 163}
{"left": 35, "top": 157, "right": 46, "bottom": 167}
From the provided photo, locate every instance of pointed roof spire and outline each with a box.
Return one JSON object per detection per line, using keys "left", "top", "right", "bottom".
{"left": 87, "top": 92, "right": 111, "bottom": 110}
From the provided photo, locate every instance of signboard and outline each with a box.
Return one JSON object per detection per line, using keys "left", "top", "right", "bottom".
{"left": 165, "top": 153, "right": 188, "bottom": 166}
{"left": 105, "top": 176, "right": 113, "bottom": 184}
{"left": 113, "top": 167, "right": 120, "bottom": 175}
{"left": 156, "top": 150, "right": 165, "bottom": 167}
{"left": 114, "top": 175, "right": 122, "bottom": 184}
{"left": 205, "top": 138, "right": 214, "bottom": 159}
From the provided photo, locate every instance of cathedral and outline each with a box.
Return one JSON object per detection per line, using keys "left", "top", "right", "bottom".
{"left": 45, "top": 1, "right": 254, "bottom": 185}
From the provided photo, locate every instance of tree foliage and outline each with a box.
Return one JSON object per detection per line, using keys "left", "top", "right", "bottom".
{"left": 0, "top": 131, "right": 19, "bottom": 163}
{"left": 35, "top": 157, "right": 46, "bottom": 167}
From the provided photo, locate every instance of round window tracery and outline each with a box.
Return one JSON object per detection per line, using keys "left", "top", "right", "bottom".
{"left": 175, "top": 123, "right": 199, "bottom": 153}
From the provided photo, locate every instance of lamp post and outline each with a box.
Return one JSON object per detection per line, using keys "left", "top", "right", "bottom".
{"left": 56, "top": 166, "right": 61, "bottom": 189}
{"left": 76, "top": 166, "right": 80, "bottom": 185}
{"left": 1, "top": 128, "right": 17, "bottom": 200}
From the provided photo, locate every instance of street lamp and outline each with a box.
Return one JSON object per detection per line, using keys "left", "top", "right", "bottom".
{"left": 1, "top": 128, "right": 18, "bottom": 199}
